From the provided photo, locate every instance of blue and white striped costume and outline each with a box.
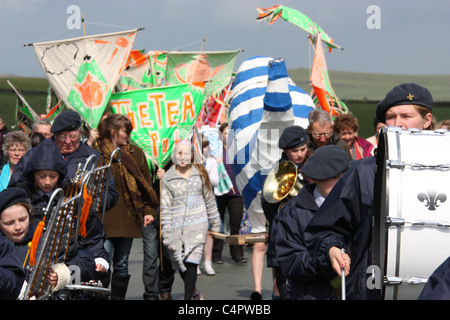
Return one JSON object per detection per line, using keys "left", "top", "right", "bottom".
{"left": 227, "top": 56, "right": 315, "bottom": 233}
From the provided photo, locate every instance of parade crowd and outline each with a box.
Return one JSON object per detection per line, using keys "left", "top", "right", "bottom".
{"left": 1, "top": 82, "right": 450, "bottom": 300}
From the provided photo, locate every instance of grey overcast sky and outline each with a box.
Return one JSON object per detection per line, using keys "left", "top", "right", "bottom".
{"left": 0, "top": 0, "right": 449, "bottom": 77}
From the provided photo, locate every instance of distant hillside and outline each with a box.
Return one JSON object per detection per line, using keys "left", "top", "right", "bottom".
{"left": 1, "top": 72, "right": 449, "bottom": 139}
{"left": 288, "top": 68, "right": 450, "bottom": 102}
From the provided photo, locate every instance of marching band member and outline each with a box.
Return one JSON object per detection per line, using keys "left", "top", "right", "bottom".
{"left": 9, "top": 111, "right": 115, "bottom": 286}
{"left": 261, "top": 125, "right": 311, "bottom": 299}
{"left": 274, "top": 145, "right": 350, "bottom": 299}
{"left": 0, "top": 233, "right": 25, "bottom": 299}
{"left": 304, "top": 83, "right": 435, "bottom": 300}
{"left": 0, "top": 187, "right": 95, "bottom": 298}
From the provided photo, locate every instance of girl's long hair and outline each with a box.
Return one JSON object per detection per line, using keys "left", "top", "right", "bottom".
{"left": 172, "top": 141, "right": 212, "bottom": 192}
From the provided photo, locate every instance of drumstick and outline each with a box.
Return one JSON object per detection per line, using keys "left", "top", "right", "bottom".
{"left": 341, "top": 248, "right": 346, "bottom": 300}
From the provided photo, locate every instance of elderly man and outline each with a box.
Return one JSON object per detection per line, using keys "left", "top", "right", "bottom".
{"left": 32, "top": 119, "right": 52, "bottom": 139}
{"left": 10, "top": 111, "right": 118, "bottom": 205}
{"left": 9, "top": 110, "right": 118, "bottom": 280}
{"left": 307, "top": 109, "right": 350, "bottom": 157}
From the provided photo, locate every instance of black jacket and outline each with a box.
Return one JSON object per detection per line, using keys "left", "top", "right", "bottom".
{"left": 274, "top": 183, "right": 336, "bottom": 300}
{"left": 14, "top": 222, "right": 96, "bottom": 284}
{"left": 9, "top": 138, "right": 118, "bottom": 211}
{"left": 261, "top": 152, "right": 308, "bottom": 267}
{"left": 0, "top": 234, "right": 25, "bottom": 299}
{"left": 15, "top": 139, "right": 110, "bottom": 263}
{"left": 419, "top": 255, "right": 450, "bottom": 300}
{"left": 304, "top": 156, "right": 376, "bottom": 300}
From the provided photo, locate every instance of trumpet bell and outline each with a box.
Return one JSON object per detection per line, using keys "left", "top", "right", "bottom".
{"left": 263, "top": 161, "right": 301, "bottom": 203}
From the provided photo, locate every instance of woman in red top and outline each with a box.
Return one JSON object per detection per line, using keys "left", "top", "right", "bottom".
{"left": 333, "top": 114, "right": 373, "bottom": 160}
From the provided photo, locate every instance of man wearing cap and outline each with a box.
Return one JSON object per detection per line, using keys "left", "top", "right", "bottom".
{"left": 303, "top": 83, "right": 435, "bottom": 300}
{"left": 8, "top": 110, "right": 118, "bottom": 280}
{"left": 261, "top": 125, "right": 310, "bottom": 300}
{"left": 274, "top": 145, "right": 350, "bottom": 299}
{"left": 9, "top": 110, "right": 118, "bottom": 209}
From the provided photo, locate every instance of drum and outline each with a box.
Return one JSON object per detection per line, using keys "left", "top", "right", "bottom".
{"left": 372, "top": 127, "right": 450, "bottom": 300}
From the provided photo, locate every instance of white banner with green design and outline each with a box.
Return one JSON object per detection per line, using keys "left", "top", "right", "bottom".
{"left": 32, "top": 29, "right": 138, "bottom": 129}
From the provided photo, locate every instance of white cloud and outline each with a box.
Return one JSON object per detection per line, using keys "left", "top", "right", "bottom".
{"left": 0, "top": 0, "right": 47, "bottom": 13}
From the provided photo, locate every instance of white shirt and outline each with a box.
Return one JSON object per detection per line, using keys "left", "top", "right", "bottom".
{"left": 314, "top": 186, "right": 325, "bottom": 208}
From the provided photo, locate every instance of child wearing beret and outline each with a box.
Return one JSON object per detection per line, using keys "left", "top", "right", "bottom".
{"left": 273, "top": 145, "right": 350, "bottom": 299}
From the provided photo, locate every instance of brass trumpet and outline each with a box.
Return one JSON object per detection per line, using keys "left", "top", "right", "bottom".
{"left": 263, "top": 161, "right": 303, "bottom": 210}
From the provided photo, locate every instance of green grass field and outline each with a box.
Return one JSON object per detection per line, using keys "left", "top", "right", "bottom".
{"left": 1, "top": 73, "right": 449, "bottom": 139}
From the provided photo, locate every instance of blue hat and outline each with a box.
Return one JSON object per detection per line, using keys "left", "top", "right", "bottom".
{"left": 50, "top": 110, "right": 82, "bottom": 133}
{"left": 26, "top": 139, "right": 66, "bottom": 178}
{"left": 0, "top": 187, "right": 30, "bottom": 213}
{"left": 376, "top": 83, "right": 433, "bottom": 123}
{"left": 301, "top": 145, "right": 350, "bottom": 180}
{"left": 279, "top": 126, "right": 308, "bottom": 149}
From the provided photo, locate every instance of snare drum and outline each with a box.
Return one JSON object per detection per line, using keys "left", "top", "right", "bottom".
{"left": 372, "top": 127, "right": 450, "bottom": 300}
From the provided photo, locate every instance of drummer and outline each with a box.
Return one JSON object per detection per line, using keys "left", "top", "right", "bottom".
{"left": 304, "top": 83, "right": 435, "bottom": 300}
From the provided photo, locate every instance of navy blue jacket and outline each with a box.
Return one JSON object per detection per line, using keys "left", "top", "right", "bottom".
{"left": 418, "top": 256, "right": 450, "bottom": 300}
{"left": 274, "top": 183, "right": 336, "bottom": 300}
{"left": 304, "top": 156, "right": 376, "bottom": 300}
{"left": 14, "top": 139, "right": 110, "bottom": 263}
{"left": 14, "top": 222, "right": 95, "bottom": 284}
{"left": 9, "top": 138, "right": 118, "bottom": 211}
{"left": 0, "top": 234, "right": 25, "bottom": 299}
{"left": 262, "top": 152, "right": 308, "bottom": 267}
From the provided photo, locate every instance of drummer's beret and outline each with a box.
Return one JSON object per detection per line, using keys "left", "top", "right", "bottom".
{"left": 0, "top": 187, "right": 30, "bottom": 213}
{"left": 279, "top": 126, "right": 308, "bottom": 149}
{"left": 376, "top": 83, "right": 433, "bottom": 122}
{"left": 51, "top": 110, "right": 82, "bottom": 133}
{"left": 301, "top": 145, "right": 350, "bottom": 180}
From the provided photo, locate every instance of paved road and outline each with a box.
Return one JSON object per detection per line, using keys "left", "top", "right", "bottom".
{"left": 125, "top": 238, "right": 274, "bottom": 300}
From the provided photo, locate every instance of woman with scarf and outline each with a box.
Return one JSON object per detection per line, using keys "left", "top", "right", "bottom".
{"left": 95, "top": 114, "right": 159, "bottom": 300}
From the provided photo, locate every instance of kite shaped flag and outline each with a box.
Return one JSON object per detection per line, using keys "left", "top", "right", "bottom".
{"left": 109, "top": 83, "right": 204, "bottom": 168}
{"left": 256, "top": 4, "right": 343, "bottom": 51}
{"left": 165, "top": 51, "right": 238, "bottom": 102}
{"left": 227, "top": 56, "right": 315, "bottom": 227}
{"left": 119, "top": 50, "right": 167, "bottom": 91}
{"left": 7, "top": 80, "right": 39, "bottom": 130}
{"left": 32, "top": 29, "right": 138, "bottom": 128}
{"left": 198, "top": 80, "right": 232, "bottom": 126}
{"left": 310, "top": 32, "right": 348, "bottom": 116}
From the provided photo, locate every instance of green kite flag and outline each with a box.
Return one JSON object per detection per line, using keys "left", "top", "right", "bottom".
{"left": 256, "top": 5, "right": 343, "bottom": 51}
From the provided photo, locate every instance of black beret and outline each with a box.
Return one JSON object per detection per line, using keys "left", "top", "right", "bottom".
{"left": 51, "top": 110, "right": 82, "bottom": 133}
{"left": 376, "top": 83, "right": 433, "bottom": 122}
{"left": 279, "top": 126, "right": 308, "bottom": 149}
{"left": 301, "top": 145, "right": 350, "bottom": 180}
{"left": 0, "top": 187, "right": 30, "bottom": 213}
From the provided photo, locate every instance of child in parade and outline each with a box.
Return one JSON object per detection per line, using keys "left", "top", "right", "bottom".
{"left": 160, "top": 140, "right": 221, "bottom": 299}
{"left": 0, "top": 187, "right": 95, "bottom": 298}
{"left": 261, "top": 125, "right": 311, "bottom": 299}
{"left": 274, "top": 145, "right": 350, "bottom": 299}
